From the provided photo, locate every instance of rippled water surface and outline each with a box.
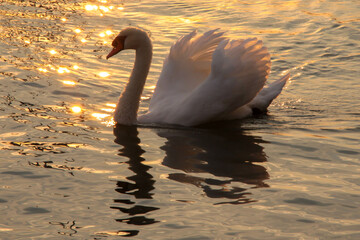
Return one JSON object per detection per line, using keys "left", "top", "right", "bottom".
{"left": 1, "top": 0, "right": 359, "bottom": 239}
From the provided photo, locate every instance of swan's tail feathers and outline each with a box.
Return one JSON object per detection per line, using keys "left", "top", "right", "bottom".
{"left": 210, "top": 38, "right": 272, "bottom": 109}
{"left": 249, "top": 73, "right": 290, "bottom": 113}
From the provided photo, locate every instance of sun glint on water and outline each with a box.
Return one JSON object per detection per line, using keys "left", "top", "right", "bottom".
{"left": 71, "top": 106, "right": 82, "bottom": 113}
{"left": 98, "top": 72, "right": 110, "bottom": 77}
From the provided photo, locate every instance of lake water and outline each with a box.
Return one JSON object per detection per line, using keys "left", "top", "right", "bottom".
{"left": 0, "top": 0, "right": 359, "bottom": 239}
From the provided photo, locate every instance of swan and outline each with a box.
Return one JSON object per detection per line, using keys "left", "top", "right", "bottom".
{"left": 107, "top": 27, "right": 290, "bottom": 126}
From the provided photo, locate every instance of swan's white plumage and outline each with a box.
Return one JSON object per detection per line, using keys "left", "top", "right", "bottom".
{"left": 138, "top": 30, "right": 280, "bottom": 126}
{"left": 109, "top": 27, "right": 289, "bottom": 126}
{"left": 148, "top": 29, "right": 225, "bottom": 111}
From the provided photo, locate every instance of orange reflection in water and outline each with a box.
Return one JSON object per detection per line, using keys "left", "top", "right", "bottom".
{"left": 99, "top": 30, "right": 113, "bottom": 38}
{"left": 90, "top": 103, "right": 117, "bottom": 126}
{"left": 146, "top": 85, "right": 156, "bottom": 90}
{"left": 62, "top": 80, "right": 76, "bottom": 86}
{"left": 71, "top": 106, "right": 82, "bottom": 113}
{"left": 85, "top": 3, "right": 115, "bottom": 13}
{"left": 85, "top": 5, "right": 99, "bottom": 11}
{"left": 100, "top": 108, "right": 114, "bottom": 113}
{"left": 57, "top": 67, "right": 70, "bottom": 74}
{"left": 92, "top": 113, "right": 111, "bottom": 120}
{"left": 99, "top": 6, "right": 110, "bottom": 12}
{"left": 94, "top": 231, "right": 130, "bottom": 236}
{"left": 106, "top": 103, "right": 116, "bottom": 108}
{"left": 104, "top": 118, "right": 115, "bottom": 127}
{"left": 98, "top": 72, "right": 110, "bottom": 78}
{"left": 37, "top": 68, "right": 48, "bottom": 73}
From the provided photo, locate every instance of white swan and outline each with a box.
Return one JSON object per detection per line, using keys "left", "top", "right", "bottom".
{"left": 107, "top": 27, "right": 289, "bottom": 126}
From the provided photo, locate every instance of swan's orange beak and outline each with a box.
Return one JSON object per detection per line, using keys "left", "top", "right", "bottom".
{"left": 106, "top": 47, "right": 122, "bottom": 59}
{"left": 106, "top": 35, "right": 126, "bottom": 59}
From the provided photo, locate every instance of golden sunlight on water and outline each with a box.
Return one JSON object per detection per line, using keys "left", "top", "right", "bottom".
{"left": 71, "top": 106, "right": 82, "bottom": 113}
{"left": 106, "top": 103, "right": 116, "bottom": 108}
{"left": 57, "top": 67, "right": 70, "bottom": 74}
{"left": 0, "top": 228, "right": 13, "bottom": 232}
{"left": 92, "top": 113, "right": 111, "bottom": 120}
{"left": 101, "top": 108, "right": 114, "bottom": 113}
{"left": 94, "top": 231, "right": 131, "bottom": 237}
{"left": 62, "top": 80, "right": 76, "bottom": 86}
{"left": 98, "top": 71, "right": 110, "bottom": 78}
{"left": 37, "top": 68, "right": 48, "bottom": 73}
{"left": 84, "top": 1, "right": 116, "bottom": 16}
{"left": 85, "top": 5, "right": 99, "bottom": 11}
{"left": 0, "top": 0, "right": 359, "bottom": 239}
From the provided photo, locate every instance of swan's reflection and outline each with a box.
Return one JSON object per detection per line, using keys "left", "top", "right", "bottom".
{"left": 112, "top": 123, "right": 269, "bottom": 234}
{"left": 112, "top": 125, "right": 158, "bottom": 237}
{"left": 154, "top": 122, "right": 269, "bottom": 205}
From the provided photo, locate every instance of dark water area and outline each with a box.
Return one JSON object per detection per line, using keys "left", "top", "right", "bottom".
{"left": 1, "top": 0, "right": 360, "bottom": 239}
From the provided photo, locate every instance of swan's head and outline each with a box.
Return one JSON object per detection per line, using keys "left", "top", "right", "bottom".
{"left": 107, "top": 27, "right": 151, "bottom": 59}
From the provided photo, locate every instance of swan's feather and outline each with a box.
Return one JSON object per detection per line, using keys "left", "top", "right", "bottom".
{"left": 139, "top": 35, "right": 273, "bottom": 126}
{"left": 221, "top": 73, "right": 290, "bottom": 120}
{"left": 248, "top": 73, "right": 290, "bottom": 111}
{"left": 148, "top": 29, "right": 225, "bottom": 111}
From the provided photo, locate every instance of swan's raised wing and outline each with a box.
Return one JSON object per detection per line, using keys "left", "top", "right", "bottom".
{"left": 149, "top": 29, "right": 225, "bottom": 110}
{"left": 157, "top": 38, "right": 271, "bottom": 126}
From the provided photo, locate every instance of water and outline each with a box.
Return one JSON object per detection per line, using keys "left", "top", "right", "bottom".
{"left": 0, "top": 0, "right": 359, "bottom": 239}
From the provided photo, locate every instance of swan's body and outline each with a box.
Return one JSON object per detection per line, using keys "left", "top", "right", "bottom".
{"left": 107, "top": 27, "right": 289, "bottom": 126}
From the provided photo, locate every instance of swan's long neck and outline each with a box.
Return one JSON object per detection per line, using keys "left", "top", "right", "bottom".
{"left": 114, "top": 42, "right": 152, "bottom": 125}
